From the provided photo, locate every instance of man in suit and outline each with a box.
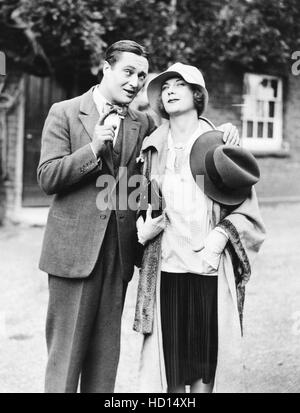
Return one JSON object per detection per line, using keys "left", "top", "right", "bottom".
{"left": 38, "top": 40, "right": 155, "bottom": 393}
{"left": 38, "top": 40, "right": 239, "bottom": 393}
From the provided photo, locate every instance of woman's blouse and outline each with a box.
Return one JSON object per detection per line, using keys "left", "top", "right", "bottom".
{"left": 160, "top": 119, "right": 219, "bottom": 276}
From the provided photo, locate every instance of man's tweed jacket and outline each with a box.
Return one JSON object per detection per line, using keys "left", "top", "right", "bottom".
{"left": 37, "top": 86, "right": 156, "bottom": 281}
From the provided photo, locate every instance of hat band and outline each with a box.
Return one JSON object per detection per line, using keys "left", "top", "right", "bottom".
{"left": 205, "top": 148, "right": 236, "bottom": 193}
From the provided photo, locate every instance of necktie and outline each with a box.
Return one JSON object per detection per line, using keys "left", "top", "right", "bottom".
{"left": 99, "top": 103, "right": 128, "bottom": 125}
{"left": 98, "top": 103, "right": 127, "bottom": 164}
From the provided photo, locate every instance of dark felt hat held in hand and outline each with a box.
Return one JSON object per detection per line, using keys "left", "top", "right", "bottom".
{"left": 190, "top": 130, "right": 260, "bottom": 205}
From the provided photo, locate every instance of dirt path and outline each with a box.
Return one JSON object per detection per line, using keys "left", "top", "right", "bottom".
{"left": 0, "top": 203, "right": 299, "bottom": 393}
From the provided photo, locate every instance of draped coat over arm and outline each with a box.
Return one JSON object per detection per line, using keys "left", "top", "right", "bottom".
{"left": 133, "top": 122, "right": 266, "bottom": 393}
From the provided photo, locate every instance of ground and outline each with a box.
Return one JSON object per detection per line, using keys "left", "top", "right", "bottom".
{"left": 0, "top": 202, "right": 299, "bottom": 393}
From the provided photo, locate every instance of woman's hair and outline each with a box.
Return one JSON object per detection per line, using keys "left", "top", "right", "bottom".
{"left": 105, "top": 40, "right": 149, "bottom": 67}
{"left": 157, "top": 82, "right": 205, "bottom": 118}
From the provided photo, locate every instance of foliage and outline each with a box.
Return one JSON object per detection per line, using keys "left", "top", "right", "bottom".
{"left": 0, "top": 0, "right": 121, "bottom": 76}
{"left": 0, "top": 0, "right": 299, "bottom": 77}
{"left": 215, "top": 0, "right": 300, "bottom": 74}
{"left": 112, "top": 0, "right": 300, "bottom": 75}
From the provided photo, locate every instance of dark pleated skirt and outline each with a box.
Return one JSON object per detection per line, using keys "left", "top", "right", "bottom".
{"left": 160, "top": 271, "right": 218, "bottom": 388}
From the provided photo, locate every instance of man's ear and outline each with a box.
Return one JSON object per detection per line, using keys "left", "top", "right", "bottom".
{"left": 102, "top": 60, "right": 111, "bottom": 76}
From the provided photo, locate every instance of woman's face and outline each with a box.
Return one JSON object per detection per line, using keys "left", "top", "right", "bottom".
{"left": 161, "top": 76, "right": 195, "bottom": 117}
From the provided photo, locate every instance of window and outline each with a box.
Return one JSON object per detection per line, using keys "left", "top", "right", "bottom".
{"left": 241, "top": 73, "right": 283, "bottom": 151}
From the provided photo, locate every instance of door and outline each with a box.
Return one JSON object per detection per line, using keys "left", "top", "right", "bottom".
{"left": 22, "top": 75, "right": 68, "bottom": 206}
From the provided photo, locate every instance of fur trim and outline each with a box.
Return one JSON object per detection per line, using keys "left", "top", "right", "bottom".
{"left": 236, "top": 284, "right": 246, "bottom": 335}
{"left": 218, "top": 218, "right": 251, "bottom": 286}
{"left": 218, "top": 218, "right": 250, "bottom": 333}
{"left": 133, "top": 234, "right": 162, "bottom": 334}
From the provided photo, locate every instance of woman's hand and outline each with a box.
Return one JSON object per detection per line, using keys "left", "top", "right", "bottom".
{"left": 192, "top": 227, "right": 228, "bottom": 272}
{"left": 217, "top": 123, "right": 240, "bottom": 146}
{"left": 201, "top": 228, "right": 228, "bottom": 270}
{"left": 136, "top": 204, "right": 168, "bottom": 245}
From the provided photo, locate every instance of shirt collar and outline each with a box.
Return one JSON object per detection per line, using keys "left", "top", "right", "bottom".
{"left": 168, "top": 121, "right": 204, "bottom": 152}
{"left": 93, "top": 85, "right": 112, "bottom": 114}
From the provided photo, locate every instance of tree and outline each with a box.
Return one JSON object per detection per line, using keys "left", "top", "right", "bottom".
{"left": 212, "top": 0, "right": 300, "bottom": 74}
{"left": 108, "top": 0, "right": 232, "bottom": 72}
{"left": 0, "top": 0, "right": 298, "bottom": 78}
{"left": 0, "top": 0, "right": 121, "bottom": 76}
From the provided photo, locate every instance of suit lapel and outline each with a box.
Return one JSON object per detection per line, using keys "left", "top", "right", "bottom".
{"left": 78, "top": 87, "right": 114, "bottom": 175}
{"left": 78, "top": 103, "right": 99, "bottom": 142}
{"left": 120, "top": 115, "right": 141, "bottom": 167}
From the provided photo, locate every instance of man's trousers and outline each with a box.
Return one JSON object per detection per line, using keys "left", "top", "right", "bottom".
{"left": 44, "top": 213, "right": 127, "bottom": 393}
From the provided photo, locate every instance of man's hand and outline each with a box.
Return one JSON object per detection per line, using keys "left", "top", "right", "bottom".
{"left": 91, "top": 123, "right": 116, "bottom": 157}
{"left": 137, "top": 205, "right": 168, "bottom": 245}
{"left": 218, "top": 123, "right": 240, "bottom": 146}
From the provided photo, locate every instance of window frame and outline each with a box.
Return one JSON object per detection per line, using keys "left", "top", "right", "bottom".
{"left": 241, "top": 73, "right": 283, "bottom": 152}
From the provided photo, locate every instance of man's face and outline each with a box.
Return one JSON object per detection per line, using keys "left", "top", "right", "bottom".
{"left": 101, "top": 52, "right": 149, "bottom": 105}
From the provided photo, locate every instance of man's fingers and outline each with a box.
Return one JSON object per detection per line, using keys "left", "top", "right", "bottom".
{"left": 98, "top": 113, "right": 113, "bottom": 125}
{"left": 103, "top": 136, "right": 113, "bottom": 143}
{"left": 95, "top": 134, "right": 114, "bottom": 142}
{"left": 222, "top": 126, "right": 234, "bottom": 143}
{"left": 94, "top": 126, "right": 115, "bottom": 140}
{"left": 227, "top": 134, "right": 240, "bottom": 146}
{"left": 218, "top": 123, "right": 229, "bottom": 142}
{"left": 95, "top": 124, "right": 115, "bottom": 133}
{"left": 230, "top": 135, "right": 240, "bottom": 146}
{"left": 218, "top": 123, "right": 239, "bottom": 145}
{"left": 223, "top": 127, "right": 239, "bottom": 145}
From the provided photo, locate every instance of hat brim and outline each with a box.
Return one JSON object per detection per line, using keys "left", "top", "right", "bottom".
{"left": 147, "top": 70, "right": 209, "bottom": 118}
{"left": 190, "top": 130, "right": 224, "bottom": 178}
{"left": 204, "top": 175, "right": 251, "bottom": 205}
{"left": 190, "top": 130, "right": 251, "bottom": 205}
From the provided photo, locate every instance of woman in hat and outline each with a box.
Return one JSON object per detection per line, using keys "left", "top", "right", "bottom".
{"left": 133, "top": 63, "right": 266, "bottom": 393}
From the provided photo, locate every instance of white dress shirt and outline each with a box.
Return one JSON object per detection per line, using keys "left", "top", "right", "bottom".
{"left": 90, "top": 86, "right": 122, "bottom": 158}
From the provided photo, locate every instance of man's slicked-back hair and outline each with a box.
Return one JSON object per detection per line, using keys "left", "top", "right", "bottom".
{"left": 105, "top": 40, "right": 149, "bottom": 67}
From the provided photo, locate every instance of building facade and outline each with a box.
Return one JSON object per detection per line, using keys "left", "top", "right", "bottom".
{"left": 0, "top": 67, "right": 300, "bottom": 224}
